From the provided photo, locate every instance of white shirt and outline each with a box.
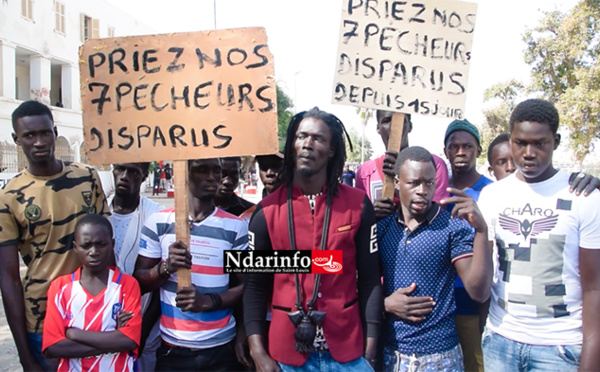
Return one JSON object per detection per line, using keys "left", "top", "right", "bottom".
{"left": 479, "top": 171, "right": 600, "bottom": 345}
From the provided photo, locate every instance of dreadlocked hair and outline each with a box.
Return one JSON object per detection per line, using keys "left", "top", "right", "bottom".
{"left": 282, "top": 107, "right": 352, "bottom": 198}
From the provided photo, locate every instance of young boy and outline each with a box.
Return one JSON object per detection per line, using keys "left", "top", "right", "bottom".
{"left": 487, "top": 133, "right": 516, "bottom": 181}
{"left": 43, "top": 214, "right": 141, "bottom": 371}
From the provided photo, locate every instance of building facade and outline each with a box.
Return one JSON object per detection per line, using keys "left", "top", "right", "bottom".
{"left": 0, "top": 0, "right": 154, "bottom": 172}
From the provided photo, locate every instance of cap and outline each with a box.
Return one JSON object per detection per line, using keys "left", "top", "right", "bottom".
{"left": 256, "top": 152, "right": 284, "bottom": 165}
{"left": 444, "top": 119, "right": 480, "bottom": 146}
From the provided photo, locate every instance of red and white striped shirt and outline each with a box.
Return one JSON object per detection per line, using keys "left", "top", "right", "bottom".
{"left": 43, "top": 267, "right": 141, "bottom": 372}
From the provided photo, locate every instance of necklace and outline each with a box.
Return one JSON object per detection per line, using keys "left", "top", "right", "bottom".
{"left": 303, "top": 191, "right": 322, "bottom": 214}
{"left": 286, "top": 186, "right": 332, "bottom": 353}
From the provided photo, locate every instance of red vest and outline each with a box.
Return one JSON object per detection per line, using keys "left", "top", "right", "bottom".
{"left": 261, "top": 184, "right": 367, "bottom": 366}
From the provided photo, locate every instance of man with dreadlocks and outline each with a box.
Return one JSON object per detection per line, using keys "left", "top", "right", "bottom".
{"left": 243, "top": 107, "right": 383, "bottom": 371}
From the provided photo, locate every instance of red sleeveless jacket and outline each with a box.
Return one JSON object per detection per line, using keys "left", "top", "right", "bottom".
{"left": 260, "top": 185, "right": 367, "bottom": 366}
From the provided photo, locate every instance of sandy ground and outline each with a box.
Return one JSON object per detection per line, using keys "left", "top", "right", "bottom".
{"left": 0, "top": 264, "right": 26, "bottom": 371}
{"left": 0, "top": 190, "right": 260, "bottom": 371}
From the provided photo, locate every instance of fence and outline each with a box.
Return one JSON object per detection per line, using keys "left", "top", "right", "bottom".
{"left": 0, "top": 141, "right": 75, "bottom": 173}
{"left": 0, "top": 141, "right": 27, "bottom": 173}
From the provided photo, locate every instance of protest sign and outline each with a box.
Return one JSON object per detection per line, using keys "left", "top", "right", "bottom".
{"left": 79, "top": 27, "right": 278, "bottom": 165}
{"left": 80, "top": 28, "right": 277, "bottom": 286}
{"left": 332, "top": 0, "right": 477, "bottom": 119}
{"left": 332, "top": 0, "right": 477, "bottom": 197}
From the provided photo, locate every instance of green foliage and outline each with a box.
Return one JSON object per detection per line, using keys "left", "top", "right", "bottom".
{"left": 479, "top": 80, "right": 524, "bottom": 160}
{"left": 345, "top": 129, "right": 373, "bottom": 163}
{"left": 355, "top": 108, "right": 374, "bottom": 163}
{"left": 277, "top": 85, "right": 294, "bottom": 151}
{"left": 356, "top": 107, "right": 373, "bottom": 123}
{"left": 523, "top": 0, "right": 600, "bottom": 162}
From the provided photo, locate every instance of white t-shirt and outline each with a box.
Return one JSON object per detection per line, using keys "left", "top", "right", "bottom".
{"left": 111, "top": 211, "right": 134, "bottom": 262}
{"left": 479, "top": 170, "right": 600, "bottom": 345}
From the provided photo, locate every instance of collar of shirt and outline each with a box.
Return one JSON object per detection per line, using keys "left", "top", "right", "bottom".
{"left": 395, "top": 202, "right": 441, "bottom": 233}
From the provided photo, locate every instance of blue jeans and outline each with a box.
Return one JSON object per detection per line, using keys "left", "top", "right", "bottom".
{"left": 27, "top": 332, "right": 53, "bottom": 371}
{"left": 481, "top": 327, "right": 581, "bottom": 371}
{"left": 279, "top": 352, "right": 373, "bottom": 372}
{"left": 383, "top": 344, "right": 464, "bottom": 372}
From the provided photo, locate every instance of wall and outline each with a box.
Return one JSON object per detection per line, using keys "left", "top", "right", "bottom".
{"left": 0, "top": 0, "right": 155, "bottom": 165}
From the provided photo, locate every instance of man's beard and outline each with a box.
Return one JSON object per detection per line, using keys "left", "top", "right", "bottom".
{"left": 298, "top": 166, "right": 316, "bottom": 177}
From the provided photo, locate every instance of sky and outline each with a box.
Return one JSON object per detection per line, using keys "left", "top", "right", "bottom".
{"left": 104, "top": 0, "right": 578, "bottom": 160}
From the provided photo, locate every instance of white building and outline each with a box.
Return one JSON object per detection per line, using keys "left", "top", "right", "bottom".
{"left": 0, "top": 0, "right": 154, "bottom": 172}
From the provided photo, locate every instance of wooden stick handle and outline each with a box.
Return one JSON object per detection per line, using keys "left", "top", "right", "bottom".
{"left": 381, "top": 113, "right": 405, "bottom": 199}
{"left": 173, "top": 160, "right": 191, "bottom": 288}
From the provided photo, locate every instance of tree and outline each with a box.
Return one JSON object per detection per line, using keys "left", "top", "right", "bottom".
{"left": 241, "top": 84, "right": 293, "bottom": 180}
{"left": 479, "top": 80, "right": 524, "bottom": 157}
{"left": 356, "top": 108, "right": 373, "bottom": 163}
{"left": 277, "top": 84, "right": 294, "bottom": 151}
{"left": 523, "top": 0, "right": 600, "bottom": 163}
{"left": 345, "top": 129, "right": 372, "bottom": 163}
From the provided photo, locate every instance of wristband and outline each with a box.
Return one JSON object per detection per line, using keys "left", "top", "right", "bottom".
{"left": 207, "top": 292, "right": 222, "bottom": 311}
{"left": 159, "top": 260, "right": 172, "bottom": 278}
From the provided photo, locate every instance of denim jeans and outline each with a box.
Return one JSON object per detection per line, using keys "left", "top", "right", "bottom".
{"left": 383, "top": 344, "right": 464, "bottom": 372}
{"left": 481, "top": 327, "right": 581, "bottom": 372}
{"left": 383, "top": 345, "right": 465, "bottom": 372}
{"left": 278, "top": 352, "right": 374, "bottom": 372}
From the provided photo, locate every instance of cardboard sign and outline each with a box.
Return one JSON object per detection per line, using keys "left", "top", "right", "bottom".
{"left": 332, "top": 0, "right": 477, "bottom": 119}
{"left": 79, "top": 28, "right": 278, "bottom": 165}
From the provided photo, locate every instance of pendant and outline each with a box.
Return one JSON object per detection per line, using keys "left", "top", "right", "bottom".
{"left": 288, "top": 309, "right": 327, "bottom": 354}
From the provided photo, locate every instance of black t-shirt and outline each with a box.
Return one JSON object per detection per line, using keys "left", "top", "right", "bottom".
{"left": 153, "top": 167, "right": 162, "bottom": 179}
{"left": 164, "top": 167, "right": 172, "bottom": 180}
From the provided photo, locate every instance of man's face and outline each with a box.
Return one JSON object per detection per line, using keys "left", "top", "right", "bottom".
{"left": 396, "top": 160, "right": 436, "bottom": 219}
{"left": 189, "top": 158, "right": 222, "bottom": 201}
{"left": 489, "top": 141, "right": 516, "bottom": 181}
{"left": 377, "top": 112, "right": 411, "bottom": 151}
{"left": 12, "top": 115, "right": 57, "bottom": 166}
{"left": 217, "top": 159, "right": 240, "bottom": 199}
{"left": 444, "top": 131, "right": 481, "bottom": 175}
{"left": 294, "top": 117, "right": 333, "bottom": 178}
{"left": 74, "top": 223, "right": 114, "bottom": 274}
{"left": 113, "top": 163, "right": 147, "bottom": 197}
{"left": 258, "top": 156, "right": 283, "bottom": 195}
{"left": 510, "top": 121, "right": 559, "bottom": 183}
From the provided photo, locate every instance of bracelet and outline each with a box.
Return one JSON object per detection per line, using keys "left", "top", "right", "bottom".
{"left": 207, "top": 292, "right": 222, "bottom": 311}
{"left": 159, "top": 260, "right": 172, "bottom": 279}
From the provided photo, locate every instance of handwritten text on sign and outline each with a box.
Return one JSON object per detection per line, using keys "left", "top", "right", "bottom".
{"left": 79, "top": 28, "right": 278, "bottom": 165}
{"left": 332, "top": 0, "right": 477, "bottom": 119}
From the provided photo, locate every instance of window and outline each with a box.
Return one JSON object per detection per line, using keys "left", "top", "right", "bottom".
{"left": 21, "top": 0, "right": 33, "bottom": 20}
{"left": 54, "top": 1, "right": 65, "bottom": 34}
{"left": 108, "top": 26, "right": 115, "bottom": 38}
{"left": 80, "top": 14, "right": 99, "bottom": 41}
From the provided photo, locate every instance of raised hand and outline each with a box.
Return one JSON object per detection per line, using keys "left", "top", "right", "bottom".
{"left": 441, "top": 188, "right": 487, "bottom": 233}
